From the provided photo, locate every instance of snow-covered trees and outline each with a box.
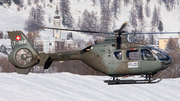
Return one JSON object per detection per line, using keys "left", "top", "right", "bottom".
{"left": 80, "top": 10, "right": 99, "bottom": 33}
{"left": 24, "top": 5, "right": 45, "bottom": 45}
{"left": 111, "top": 0, "right": 121, "bottom": 19}
{"left": 123, "top": 0, "right": 130, "bottom": 6}
{"left": 60, "top": 0, "right": 74, "bottom": 28}
{"left": 13, "top": 0, "right": 23, "bottom": 7}
{"left": 100, "top": 0, "right": 111, "bottom": 32}
{"left": 145, "top": 0, "right": 151, "bottom": 17}
{"left": 24, "top": 5, "right": 45, "bottom": 32}
{"left": 151, "top": 6, "right": 160, "bottom": 32}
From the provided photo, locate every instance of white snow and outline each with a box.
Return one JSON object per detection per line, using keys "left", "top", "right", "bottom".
{"left": 0, "top": 72, "right": 179, "bottom": 101}
{"left": 0, "top": 0, "right": 180, "bottom": 41}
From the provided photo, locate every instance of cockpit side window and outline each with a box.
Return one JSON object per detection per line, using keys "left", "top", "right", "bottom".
{"left": 141, "top": 49, "right": 156, "bottom": 61}
{"left": 127, "top": 50, "right": 139, "bottom": 60}
{"left": 151, "top": 48, "right": 169, "bottom": 60}
{"left": 114, "top": 51, "right": 122, "bottom": 60}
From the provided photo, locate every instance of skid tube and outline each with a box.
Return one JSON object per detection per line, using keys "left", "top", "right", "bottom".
{"left": 104, "top": 74, "right": 162, "bottom": 85}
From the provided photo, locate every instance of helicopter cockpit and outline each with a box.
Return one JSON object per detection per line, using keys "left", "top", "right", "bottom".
{"left": 146, "top": 47, "right": 172, "bottom": 69}
{"left": 148, "top": 47, "right": 171, "bottom": 61}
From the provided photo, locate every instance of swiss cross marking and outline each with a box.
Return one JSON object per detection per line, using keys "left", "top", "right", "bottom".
{"left": 16, "top": 36, "right": 21, "bottom": 41}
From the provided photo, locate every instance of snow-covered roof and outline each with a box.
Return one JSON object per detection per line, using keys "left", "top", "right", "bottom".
{"left": 158, "top": 34, "right": 179, "bottom": 39}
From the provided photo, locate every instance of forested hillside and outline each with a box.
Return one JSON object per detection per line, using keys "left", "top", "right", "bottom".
{"left": 0, "top": 0, "right": 180, "bottom": 77}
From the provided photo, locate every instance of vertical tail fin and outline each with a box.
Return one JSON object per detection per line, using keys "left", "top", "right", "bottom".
{"left": 7, "top": 31, "right": 39, "bottom": 74}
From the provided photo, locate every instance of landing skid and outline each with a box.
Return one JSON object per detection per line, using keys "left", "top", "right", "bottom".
{"left": 104, "top": 75, "right": 162, "bottom": 85}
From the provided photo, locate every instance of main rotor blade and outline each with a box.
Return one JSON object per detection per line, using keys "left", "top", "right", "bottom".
{"left": 40, "top": 27, "right": 116, "bottom": 34}
{"left": 124, "top": 32, "right": 180, "bottom": 35}
{"left": 119, "top": 23, "right": 127, "bottom": 32}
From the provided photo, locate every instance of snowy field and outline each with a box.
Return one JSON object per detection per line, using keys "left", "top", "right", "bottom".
{"left": 0, "top": 72, "right": 180, "bottom": 101}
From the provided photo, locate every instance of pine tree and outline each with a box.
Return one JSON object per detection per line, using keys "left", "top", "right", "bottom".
{"left": 92, "top": 0, "right": 97, "bottom": 5}
{"left": 80, "top": 10, "right": 99, "bottom": 35}
{"left": 34, "top": 0, "right": 39, "bottom": 4}
{"left": 13, "top": 0, "right": 23, "bottom": 7}
{"left": 60, "top": 0, "right": 74, "bottom": 28}
{"left": 24, "top": 5, "right": 45, "bottom": 32}
{"left": 49, "top": 0, "right": 53, "bottom": 3}
{"left": 111, "top": 0, "right": 121, "bottom": 19}
{"left": 100, "top": 0, "right": 111, "bottom": 32}
{"left": 163, "top": 0, "right": 176, "bottom": 11}
{"left": 129, "top": 7, "right": 137, "bottom": 29}
{"left": 151, "top": 6, "right": 160, "bottom": 32}
{"left": 145, "top": 3, "right": 151, "bottom": 17}
{"left": 158, "top": 21, "right": 163, "bottom": 32}
{"left": 124, "top": 0, "right": 130, "bottom": 6}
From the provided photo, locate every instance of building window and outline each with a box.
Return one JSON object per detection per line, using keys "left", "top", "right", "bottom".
{"left": 49, "top": 43, "right": 52, "bottom": 46}
{"left": 56, "top": 30, "right": 59, "bottom": 33}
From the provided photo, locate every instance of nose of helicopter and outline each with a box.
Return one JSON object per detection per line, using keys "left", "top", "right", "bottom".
{"left": 161, "top": 56, "right": 173, "bottom": 69}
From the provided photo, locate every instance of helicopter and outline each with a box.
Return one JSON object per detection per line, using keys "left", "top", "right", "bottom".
{"left": 0, "top": 23, "right": 176, "bottom": 85}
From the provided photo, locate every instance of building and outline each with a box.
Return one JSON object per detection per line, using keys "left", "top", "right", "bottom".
{"left": 53, "top": 1, "right": 61, "bottom": 39}
{"left": 158, "top": 34, "right": 179, "bottom": 50}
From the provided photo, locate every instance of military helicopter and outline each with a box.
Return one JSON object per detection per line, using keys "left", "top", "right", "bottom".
{"left": 0, "top": 23, "right": 176, "bottom": 85}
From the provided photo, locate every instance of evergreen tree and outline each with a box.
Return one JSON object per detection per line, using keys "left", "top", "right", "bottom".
{"left": 28, "top": 0, "right": 32, "bottom": 6}
{"left": 129, "top": 7, "right": 137, "bottom": 29}
{"left": 49, "top": 0, "right": 53, "bottom": 3}
{"left": 34, "top": 0, "right": 39, "bottom": 4}
{"left": 123, "top": 0, "right": 130, "bottom": 6}
{"left": 80, "top": 10, "right": 99, "bottom": 35}
{"left": 13, "top": 0, "right": 23, "bottom": 7}
{"left": 24, "top": 5, "right": 45, "bottom": 32}
{"left": 145, "top": 3, "right": 151, "bottom": 17}
{"left": 158, "top": 21, "right": 163, "bottom": 32}
{"left": 163, "top": 0, "right": 176, "bottom": 11}
{"left": 92, "top": 0, "right": 97, "bottom": 5}
{"left": 111, "top": 0, "right": 121, "bottom": 19}
{"left": 100, "top": 0, "right": 111, "bottom": 32}
{"left": 60, "top": 0, "right": 74, "bottom": 28}
{"left": 151, "top": 6, "right": 160, "bottom": 32}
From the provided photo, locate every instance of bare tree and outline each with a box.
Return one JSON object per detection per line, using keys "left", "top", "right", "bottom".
{"left": 0, "top": 31, "right": 3, "bottom": 39}
{"left": 0, "top": 57, "right": 15, "bottom": 73}
{"left": 26, "top": 31, "right": 41, "bottom": 46}
{"left": 158, "top": 38, "right": 180, "bottom": 78}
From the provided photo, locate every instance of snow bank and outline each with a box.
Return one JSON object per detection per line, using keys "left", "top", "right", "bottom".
{"left": 0, "top": 72, "right": 179, "bottom": 101}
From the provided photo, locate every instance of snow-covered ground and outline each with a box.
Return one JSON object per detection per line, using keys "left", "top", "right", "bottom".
{"left": 0, "top": 72, "right": 180, "bottom": 101}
